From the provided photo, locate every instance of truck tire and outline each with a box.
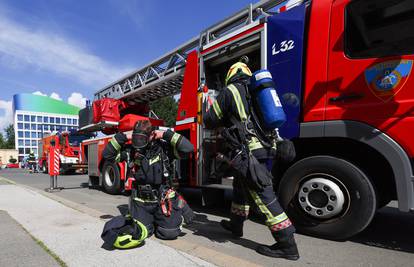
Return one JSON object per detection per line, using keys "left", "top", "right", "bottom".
{"left": 278, "top": 155, "right": 376, "bottom": 240}
{"left": 102, "top": 161, "right": 122, "bottom": 195}
{"left": 42, "top": 161, "right": 48, "bottom": 174}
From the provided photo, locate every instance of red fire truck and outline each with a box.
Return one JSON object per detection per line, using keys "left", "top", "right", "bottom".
{"left": 38, "top": 131, "right": 90, "bottom": 174}
{"left": 81, "top": 0, "right": 414, "bottom": 239}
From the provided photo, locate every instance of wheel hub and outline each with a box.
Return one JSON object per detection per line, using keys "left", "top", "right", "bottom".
{"left": 298, "top": 177, "right": 345, "bottom": 219}
{"left": 104, "top": 166, "right": 115, "bottom": 187}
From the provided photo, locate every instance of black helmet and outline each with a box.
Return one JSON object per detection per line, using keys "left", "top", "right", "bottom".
{"left": 132, "top": 120, "right": 153, "bottom": 149}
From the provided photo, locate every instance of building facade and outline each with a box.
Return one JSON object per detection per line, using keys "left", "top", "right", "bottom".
{"left": 12, "top": 93, "right": 80, "bottom": 161}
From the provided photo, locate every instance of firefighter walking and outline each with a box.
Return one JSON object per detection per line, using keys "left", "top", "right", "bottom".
{"left": 101, "top": 120, "right": 195, "bottom": 249}
{"left": 204, "top": 59, "right": 300, "bottom": 260}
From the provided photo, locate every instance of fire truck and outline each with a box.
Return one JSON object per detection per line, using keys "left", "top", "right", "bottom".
{"left": 38, "top": 131, "right": 90, "bottom": 174}
{"left": 80, "top": 0, "right": 414, "bottom": 239}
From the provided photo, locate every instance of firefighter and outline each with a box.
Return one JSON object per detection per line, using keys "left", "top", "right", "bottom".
{"left": 203, "top": 59, "right": 300, "bottom": 260}
{"left": 28, "top": 151, "right": 37, "bottom": 173}
{"left": 101, "top": 120, "right": 195, "bottom": 249}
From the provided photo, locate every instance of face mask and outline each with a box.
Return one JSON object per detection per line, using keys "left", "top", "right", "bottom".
{"left": 132, "top": 133, "right": 149, "bottom": 149}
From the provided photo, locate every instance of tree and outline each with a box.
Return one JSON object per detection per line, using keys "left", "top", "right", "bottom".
{"left": 0, "top": 132, "right": 5, "bottom": 149}
{"left": 4, "top": 124, "right": 15, "bottom": 149}
{"left": 150, "top": 97, "right": 178, "bottom": 127}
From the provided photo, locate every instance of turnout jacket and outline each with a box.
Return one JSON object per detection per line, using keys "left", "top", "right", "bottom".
{"left": 102, "top": 129, "right": 194, "bottom": 186}
{"left": 203, "top": 79, "right": 277, "bottom": 159}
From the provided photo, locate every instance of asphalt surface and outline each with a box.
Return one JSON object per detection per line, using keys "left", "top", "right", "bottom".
{"left": 1, "top": 168, "right": 414, "bottom": 267}
{"left": 0, "top": 210, "right": 59, "bottom": 267}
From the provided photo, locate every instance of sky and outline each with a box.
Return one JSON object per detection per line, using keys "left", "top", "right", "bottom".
{"left": 0, "top": 0, "right": 259, "bottom": 130}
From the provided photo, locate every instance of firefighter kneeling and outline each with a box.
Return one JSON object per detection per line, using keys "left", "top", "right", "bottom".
{"left": 101, "top": 120, "right": 195, "bottom": 249}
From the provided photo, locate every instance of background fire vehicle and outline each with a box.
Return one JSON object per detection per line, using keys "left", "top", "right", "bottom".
{"left": 80, "top": 0, "right": 414, "bottom": 240}
{"left": 38, "top": 131, "right": 90, "bottom": 174}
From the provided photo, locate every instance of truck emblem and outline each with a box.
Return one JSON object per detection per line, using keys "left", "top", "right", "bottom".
{"left": 364, "top": 60, "right": 413, "bottom": 102}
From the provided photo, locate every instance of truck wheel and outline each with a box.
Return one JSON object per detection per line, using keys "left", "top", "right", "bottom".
{"left": 42, "top": 162, "right": 48, "bottom": 174}
{"left": 102, "top": 161, "right": 121, "bottom": 195}
{"left": 278, "top": 156, "right": 376, "bottom": 240}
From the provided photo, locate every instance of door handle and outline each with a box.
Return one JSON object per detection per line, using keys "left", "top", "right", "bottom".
{"left": 329, "top": 93, "right": 364, "bottom": 102}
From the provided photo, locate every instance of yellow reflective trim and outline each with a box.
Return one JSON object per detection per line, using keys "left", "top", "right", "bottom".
{"left": 134, "top": 220, "right": 149, "bottom": 241}
{"left": 110, "top": 137, "right": 121, "bottom": 151}
{"left": 248, "top": 189, "right": 277, "bottom": 226}
{"left": 212, "top": 101, "right": 223, "bottom": 120}
{"left": 170, "top": 132, "right": 181, "bottom": 159}
{"left": 115, "top": 153, "right": 121, "bottom": 162}
{"left": 114, "top": 235, "right": 140, "bottom": 249}
{"left": 231, "top": 202, "right": 250, "bottom": 211}
{"left": 267, "top": 212, "right": 288, "bottom": 226}
{"left": 149, "top": 155, "right": 160, "bottom": 165}
{"left": 167, "top": 191, "right": 176, "bottom": 199}
{"left": 247, "top": 137, "right": 264, "bottom": 151}
{"left": 227, "top": 84, "right": 247, "bottom": 121}
{"left": 133, "top": 197, "right": 158, "bottom": 203}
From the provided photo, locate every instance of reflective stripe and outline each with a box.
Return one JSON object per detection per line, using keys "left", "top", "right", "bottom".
{"left": 170, "top": 132, "right": 181, "bottom": 159}
{"left": 167, "top": 191, "right": 176, "bottom": 199}
{"left": 248, "top": 136, "right": 263, "bottom": 151}
{"left": 134, "top": 219, "right": 149, "bottom": 241}
{"left": 110, "top": 137, "right": 121, "bottom": 151}
{"left": 212, "top": 101, "right": 223, "bottom": 120}
{"left": 267, "top": 212, "right": 289, "bottom": 226}
{"left": 133, "top": 197, "right": 158, "bottom": 203}
{"left": 115, "top": 153, "right": 121, "bottom": 162}
{"left": 248, "top": 189, "right": 286, "bottom": 227}
{"left": 149, "top": 155, "right": 160, "bottom": 165}
{"left": 231, "top": 202, "right": 250, "bottom": 211}
{"left": 227, "top": 84, "right": 247, "bottom": 121}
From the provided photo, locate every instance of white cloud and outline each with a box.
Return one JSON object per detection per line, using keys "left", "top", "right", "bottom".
{"left": 33, "top": 91, "right": 47, "bottom": 96}
{"left": 50, "top": 92, "right": 62, "bottom": 100}
{"left": 0, "top": 100, "right": 13, "bottom": 130}
{"left": 68, "top": 92, "right": 87, "bottom": 108}
{"left": 0, "top": 15, "right": 132, "bottom": 86}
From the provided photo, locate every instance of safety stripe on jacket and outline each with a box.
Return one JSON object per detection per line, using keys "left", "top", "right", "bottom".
{"left": 248, "top": 189, "right": 289, "bottom": 227}
{"left": 110, "top": 137, "right": 121, "bottom": 151}
{"left": 149, "top": 155, "right": 160, "bottom": 165}
{"left": 212, "top": 101, "right": 223, "bottom": 120}
{"left": 170, "top": 132, "right": 181, "bottom": 159}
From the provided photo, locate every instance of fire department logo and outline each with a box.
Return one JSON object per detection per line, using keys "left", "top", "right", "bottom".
{"left": 364, "top": 60, "right": 413, "bottom": 102}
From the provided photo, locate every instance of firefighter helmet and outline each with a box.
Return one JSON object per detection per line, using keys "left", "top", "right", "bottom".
{"left": 225, "top": 62, "right": 252, "bottom": 85}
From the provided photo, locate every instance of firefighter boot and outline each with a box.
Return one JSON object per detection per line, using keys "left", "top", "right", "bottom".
{"left": 220, "top": 215, "right": 244, "bottom": 238}
{"left": 256, "top": 235, "right": 299, "bottom": 260}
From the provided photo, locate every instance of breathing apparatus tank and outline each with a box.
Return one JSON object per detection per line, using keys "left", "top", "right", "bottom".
{"left": 249, "top": 70, "right": 286, "bottom": 130}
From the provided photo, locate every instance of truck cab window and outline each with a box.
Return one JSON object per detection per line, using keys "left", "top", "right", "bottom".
{"left": 345, "top": 0, "right": 414, "bottom": 58}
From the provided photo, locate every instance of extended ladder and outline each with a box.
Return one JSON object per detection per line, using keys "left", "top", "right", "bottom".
{"left": 94, "top": 0, "right": 284, "bottom": 102}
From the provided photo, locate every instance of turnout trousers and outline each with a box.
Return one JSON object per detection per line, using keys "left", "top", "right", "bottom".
{"left": 230, "top": 160, "right": 295, "bottom": 241}
{"left": 129, "top": 189, "right": 183, "bottom": 240}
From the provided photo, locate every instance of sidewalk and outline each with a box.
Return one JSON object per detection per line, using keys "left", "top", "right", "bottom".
{"left": 0, "top": 183, "right": 214, "bottom": 267}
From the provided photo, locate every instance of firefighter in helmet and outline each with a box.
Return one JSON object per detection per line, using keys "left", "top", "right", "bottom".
{"left": 203, "top": 58, "right": 300, "bottom": 260}
{"left": 101, "top": 120, "right": 195, "bottom": 249}
{"left": 28, "top": 150, "right": 37, "bottom": 173}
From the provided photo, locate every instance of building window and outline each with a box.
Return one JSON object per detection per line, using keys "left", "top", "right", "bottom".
{"left": 17, "top": 114, "right": 23, "bottom": 121}
{"left": 24, "top": 115, "right": 29, "bottom": 121}
{"left": 31, "top": 124, "right": 36, "bottom": 130}
{"left": 345, "top": 0, "right": 414, "bottom": 58}
{"left": 31, "top": 115, "right": 36, "bottom": 122}
{"left": 31, "top": 140, "right": 37, "bottom": 146}
{"left": 25, "top": 132, "right": 30, "bottom": 138}
{"left": 56, "top": 117, "right": 61, "bottom": 124}
{"left": 44, "top": 125, "right": 49, "bottom": 131}
{"left": 38, "top": 132, "right": 43, "bottom": 138}
{"left": 18, "top": 123, "right": 23, "bottom": 129}
{"left": 43, "top": 117, "right": 49, "bottom": 123}
{"left": 24, "top": 123, "right": 30, "bottom": 130}
{"left": 18, "top": 139, "right": 24, "bottom": 146}
{"left": 51, "top": 125, "right": 55, "bottom": 131}
{"left": 37, "top": 125, "right": 42, "bottom": 130}
{"left": 33, "top": 148, "right": 38, "bottom": 155}
{"left": 31, "top": 132, "right": 36, "bottom": 138}
{"left": 18, "top": 131, "right": 23, "bottom": 138}
{"left": 50, "top": 117, "right": 55, "bottom": 123}
{"left": 18, "top": 148, "right": 24, "bottom": 154}
{"left": 62, "top": 118, "right": 66, "bottom": 124}
{"left": 37, "top": 116, "right": 42, "bottom": 122}
{"left": 67, "top": 118, "right": 72, "bottom": 125}
{"left": 25, "top": 140, "right": 30, "bottom": 146}
{"left": 25, "top": 148, "right": 30, "bottom": 154}
{"left": 73, "top": 119, "right": 78, "bottom": 125}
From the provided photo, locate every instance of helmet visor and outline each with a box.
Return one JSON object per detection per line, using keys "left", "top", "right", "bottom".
{"left": 132, "top": 133, "right": 149, "bottom": 149}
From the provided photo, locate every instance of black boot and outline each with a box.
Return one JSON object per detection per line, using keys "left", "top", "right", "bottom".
{"left": 220, "top": 220, "right": 243, "bottom": 237}
{"left": 256, "top": 236, "right": 299, "bottom": 260}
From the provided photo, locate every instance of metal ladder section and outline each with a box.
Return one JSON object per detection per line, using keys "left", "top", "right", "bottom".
{"left": 94, "top": 0, "right": 284, "bottom": 103}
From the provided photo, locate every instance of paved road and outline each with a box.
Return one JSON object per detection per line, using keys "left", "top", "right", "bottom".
{"left": 1, "top": 168, "right": 414, "bottom": 267}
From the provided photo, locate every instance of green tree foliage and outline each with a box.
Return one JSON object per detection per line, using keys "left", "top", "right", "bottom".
{"left": 0, "top": 124, "right": 15, "bottom": 149}
{"left": 150, "top": 97, "right": 178, "bottom": 127}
